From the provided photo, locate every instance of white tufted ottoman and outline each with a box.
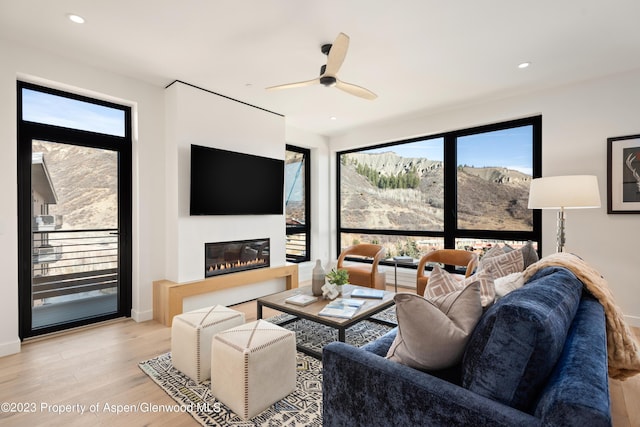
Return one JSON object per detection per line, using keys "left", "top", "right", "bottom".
{"left": 211, "top": 319, "right": 296, "bottom": 420}
{"left": 171, "top": 305, "right": 245, "bottom": 383}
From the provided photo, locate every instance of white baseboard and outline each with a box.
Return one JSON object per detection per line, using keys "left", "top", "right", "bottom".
{"left": 0, "top": 338, "right": 21, "bottom": 357}
{"left": 624, "top": 314, "right": 640, "bottom": 328}
{"left": 131, "top": 309, "right": 153, "bottom": 323}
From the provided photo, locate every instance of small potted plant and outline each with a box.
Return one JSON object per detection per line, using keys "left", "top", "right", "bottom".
{"left": 322, "top": 268, "right": 349, "bottom": 300}
{"left": 326, "top": 268, "right": 349, "bottom": 287}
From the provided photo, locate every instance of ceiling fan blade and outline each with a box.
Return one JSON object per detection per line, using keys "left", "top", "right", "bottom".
{"left": 324, "top": 32, "right": 350, "bottom": 76}
{"left": 335, "top": 79, "right": 377, "bottom": 100}
{"left": 266, "top": 78, "right": 320, "bottom": 91}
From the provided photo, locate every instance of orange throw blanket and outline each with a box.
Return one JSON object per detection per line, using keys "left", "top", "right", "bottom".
{"left": 522, "top": 252, "right": 640, "bottom": 380}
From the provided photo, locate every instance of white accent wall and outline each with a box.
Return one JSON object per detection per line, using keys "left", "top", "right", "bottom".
{"left": 330, "top": 69, "right": 640, "bottom": 327}
{"left": 285, "top": 126, "right": 331, "bottom": 280}
{"left": 164, "top": 82, "right": 290, "bottom": 310}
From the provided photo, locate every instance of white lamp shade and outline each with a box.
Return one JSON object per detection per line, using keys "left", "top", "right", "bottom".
{"left": 528, "top": 175, "right": 601, "bottom": 209}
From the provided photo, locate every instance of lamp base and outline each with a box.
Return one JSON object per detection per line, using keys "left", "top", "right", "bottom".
{"left": 556, "top": 208, "right": 566, "bottom": 253}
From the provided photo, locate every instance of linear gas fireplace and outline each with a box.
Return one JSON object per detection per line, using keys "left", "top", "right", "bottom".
{"left": 205, "top": 238, "right": 270, "bottom": 278}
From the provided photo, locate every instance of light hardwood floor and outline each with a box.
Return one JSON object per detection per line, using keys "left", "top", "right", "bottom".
{"left": 0, "top": 295, "right": 638, "bottom": 426}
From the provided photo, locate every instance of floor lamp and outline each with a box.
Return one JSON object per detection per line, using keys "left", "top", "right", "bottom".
{"left": 528, "top": 175, "right": 601, "bottom": 253}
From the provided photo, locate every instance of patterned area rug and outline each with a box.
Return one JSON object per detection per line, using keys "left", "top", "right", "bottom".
{"left": 139, "top": 308, "right": 396, "bottom": 426}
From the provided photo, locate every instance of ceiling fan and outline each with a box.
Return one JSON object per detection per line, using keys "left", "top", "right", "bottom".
{"left": 266, "top": 32, "right": 377, "bottom": 100}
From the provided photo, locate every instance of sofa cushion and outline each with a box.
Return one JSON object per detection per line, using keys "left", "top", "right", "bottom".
{"left": 386, "top": 283, "right": 482, "bottom": 370}
{"left": 461, "top": 266, "right": 583, "bottom": 412}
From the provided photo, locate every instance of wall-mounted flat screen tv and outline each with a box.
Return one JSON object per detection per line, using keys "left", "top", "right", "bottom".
{"left": 190, "top": 144, "right": 284, "bottom": 215}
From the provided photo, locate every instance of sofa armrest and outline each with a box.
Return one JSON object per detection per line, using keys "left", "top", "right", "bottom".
{"left": 322, "top": 342, "right": 541, "bottom": 427}
{"left": 534, "top": 296, "right": 611, "bottom": 426}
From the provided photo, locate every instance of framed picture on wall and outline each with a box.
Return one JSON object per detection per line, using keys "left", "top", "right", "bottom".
{"left": 607, "top": 134, "right": 640, "bottom": 213}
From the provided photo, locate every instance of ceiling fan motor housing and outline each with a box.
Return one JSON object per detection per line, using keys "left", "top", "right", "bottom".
{"left": 318, "top": 64, "right": 337, "bottom": 86}
{"left": 319, "top": 76, "right": 337, "bottom": 86}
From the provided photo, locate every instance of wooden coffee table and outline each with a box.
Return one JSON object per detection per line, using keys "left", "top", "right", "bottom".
{"left": 257, "top": 284, "right": 396, "bottom": 359}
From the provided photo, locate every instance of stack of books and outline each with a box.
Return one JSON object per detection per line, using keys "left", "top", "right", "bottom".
{"left": 350, "top": 288, "right": 385, "bottom": 299}
{"left": 284, "top": 294, "right": 318, "bottom": 307}
{"left": 318, "top": 298, "right": 366, "bottom": 319}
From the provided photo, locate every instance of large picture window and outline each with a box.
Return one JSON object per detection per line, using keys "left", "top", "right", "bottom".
{"left": 337, "top": 116, "right": 541, "bottom": 263}
{"left": 285, "top": 145, "right": 310, "bottom": 262}
{"left": 457, "top": 125, "right": 534, "bottom": 231}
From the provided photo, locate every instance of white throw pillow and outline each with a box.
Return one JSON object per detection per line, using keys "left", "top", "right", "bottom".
{"left": 386, "top": 283, "right": 483, "bottom": 371}
{"left": 494, "top": 272, "right": 525, "bottom": 299}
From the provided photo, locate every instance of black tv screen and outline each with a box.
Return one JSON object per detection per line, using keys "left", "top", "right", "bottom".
{"left": 190, "top": 144, "right": 284, "bottom": 215}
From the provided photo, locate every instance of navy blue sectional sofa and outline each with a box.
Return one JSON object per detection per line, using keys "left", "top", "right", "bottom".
{"left": 322, "top": 266, "right": 611, "bottom": 426}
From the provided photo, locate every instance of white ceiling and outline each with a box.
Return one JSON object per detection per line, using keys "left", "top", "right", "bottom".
{"left": 2, "top": 1, "right": 640, "bottom": 137}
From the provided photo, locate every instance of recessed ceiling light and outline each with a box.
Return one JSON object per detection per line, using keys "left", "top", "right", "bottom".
{"left": 330, "top": 116, "right": 337, "bottom": 121}
{"left": 518, "top": 62, "right": 531, "bottom": 69}
{"left": 67, "top": 14, "right": 85, "bottom": 24}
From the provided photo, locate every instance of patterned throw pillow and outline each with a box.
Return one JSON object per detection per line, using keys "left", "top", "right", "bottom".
{"left": 482, "top": 249, "right": 524, "bottom": 277}
{"left": 481, "top": 242, "right": 538, "bottom": 270}
{"left": 481, "top": 244, "right": 505, "bottom": 261}
{"left": 423, "top": 265, "right": 464, "bottom": 299}
{"left": 425, "top": 250, "right": 524, "bottom": 307}
{"left": 477, "top": 250, "right": 524, "bottom": 305}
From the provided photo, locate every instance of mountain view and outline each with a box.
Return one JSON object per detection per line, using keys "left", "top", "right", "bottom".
{"left": 33, "top": 140, "right": 118, "bottom": 230}
{"left": 340, "top": 151, "right": 532, "bottom": 254}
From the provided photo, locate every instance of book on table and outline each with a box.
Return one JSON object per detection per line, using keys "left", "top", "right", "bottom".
{"left": 318, "top": 298, "right": 365, "bottom": 319}
{"left": 350, "top": 288, "right": 385, "bottom": 299}
{"left": 284, "top": 294, "right": 318, "bottom": 307}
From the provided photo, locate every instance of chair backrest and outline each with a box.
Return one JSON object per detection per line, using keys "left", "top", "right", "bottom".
{"left": 417, "top": 249, "right": 478, "bottom": 278}
{"left": 337, "top": 244, "right": 385, "bottom": 266}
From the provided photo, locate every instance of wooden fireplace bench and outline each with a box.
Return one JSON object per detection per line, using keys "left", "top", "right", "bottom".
{"left": 153, "top": 264, "right": 298, "bottom": 326}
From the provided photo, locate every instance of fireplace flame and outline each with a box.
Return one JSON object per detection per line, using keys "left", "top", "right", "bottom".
{"left": 208, "top": 258, "right": 267, "bottom": 272}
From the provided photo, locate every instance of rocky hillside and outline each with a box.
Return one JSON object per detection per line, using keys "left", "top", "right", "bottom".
{"left": 33, "top": 140, "right": 118, "bottom": 230}
{"left": 341, "top": 152, "right": 532, "bottom": 231}
{"left": 32, "top": 143, "right": 531, "bottom": 233}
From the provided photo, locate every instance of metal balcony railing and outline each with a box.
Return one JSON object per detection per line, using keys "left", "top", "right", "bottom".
{"left": 32, "top": 228, "right": 118, "bottom": 302}
{"left": 286, "top": 232, "right": 307, "bottom": 262}
{"left": 33, "top": 245, "right": 63, "bottom": 264}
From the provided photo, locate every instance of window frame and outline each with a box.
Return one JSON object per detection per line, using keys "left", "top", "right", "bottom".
{"left": 336, "top": 116, "right": 542, "bottom": 263}
{"left": 17, "top": 80, "right": 133, "bottom": 339}
{"left": 285, "top": 144, "right": 311, "bottom": 263}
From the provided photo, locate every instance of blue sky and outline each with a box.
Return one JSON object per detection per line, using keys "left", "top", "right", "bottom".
{"left": 22, "top": 88, "right": 125, "bottom": 137}
{"left": 362, "top": 125, "right": 533, "bottom": 175}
